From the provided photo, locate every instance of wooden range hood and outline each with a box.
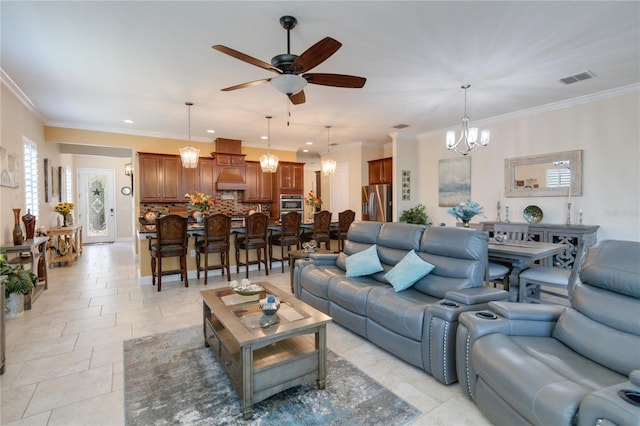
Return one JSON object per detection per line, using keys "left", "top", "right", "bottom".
{"left": 212, "top": 138, "right": 247, "bottom": 191}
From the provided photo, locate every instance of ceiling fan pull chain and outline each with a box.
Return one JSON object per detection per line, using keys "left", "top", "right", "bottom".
{"left": 287, "top": 100, "right": 291, "bottom": 126}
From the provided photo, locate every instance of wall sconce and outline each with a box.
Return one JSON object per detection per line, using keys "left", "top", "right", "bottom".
{"left": 124, "top": 162, "right": 134, "bottom": 197}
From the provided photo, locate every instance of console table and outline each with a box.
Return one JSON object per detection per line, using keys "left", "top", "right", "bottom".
{"left": 47, "top": 225, "right": 83, "bottom": 267}
{"left": 481, "top": 222, "right": 599, "bottom": 269}
{"left": 0, "top": 236, "right": 50, "bottom": 309}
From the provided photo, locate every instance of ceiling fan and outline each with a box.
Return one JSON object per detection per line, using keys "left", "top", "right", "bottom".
{"left": 212, "top": 15, "right": 366, "bottom": 105}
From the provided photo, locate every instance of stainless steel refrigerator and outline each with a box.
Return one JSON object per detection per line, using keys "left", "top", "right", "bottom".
{"left": 362, "top": 184, "right": 392, "bottom": 222}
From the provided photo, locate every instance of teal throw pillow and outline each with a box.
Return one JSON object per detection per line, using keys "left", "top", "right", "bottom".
{"left": 384, "top": 250, "right": 435, "bottom": 292}
{"left": 345, "top": 245, "right": 383, "bottom": 277}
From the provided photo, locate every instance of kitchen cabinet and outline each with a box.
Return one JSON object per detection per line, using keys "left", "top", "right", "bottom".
{"left": 139, "top": 153, "right": 182, "bottom": 202}
{"left": 181, "top": 158, "right": 215, "bottom": 197}
{"left": 271, "top": 161, "right": 305, "bottom": 219}
{"left": 277, "top": 161, "right": 304, "bottom": 193}
{"left": 368, "top": 157, "right": 393, "bottom": 185}
{"left": 244, "top": 161, "right": 273, "bottom": 202}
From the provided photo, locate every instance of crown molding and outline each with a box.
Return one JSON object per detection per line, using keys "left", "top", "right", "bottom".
{"left": 420, "top": 83, "right": 640, "bottom": 138}
{"left": 1, "top": 68, "right": 46, "bottom": 123}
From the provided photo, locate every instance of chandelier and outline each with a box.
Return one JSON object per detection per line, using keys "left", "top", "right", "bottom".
{"left": 180, "top": 102, "right": 200, "bottom": 168}
{"left": 321, "top": 125, "right": 336, "bottom": 176}
{"left": 446, "top": 84, "right": 490, "bottom": 155}
{"left": 259, "top": 116, "right": 279, "bottom": 173}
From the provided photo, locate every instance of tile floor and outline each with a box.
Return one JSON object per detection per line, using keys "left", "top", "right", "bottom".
{"left": 1, "top": 242, "right": 492, "bottom": 425}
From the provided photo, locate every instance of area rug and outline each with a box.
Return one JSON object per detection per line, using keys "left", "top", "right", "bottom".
{"left": 124, "top": 325, "right": 422, "bottom": 425}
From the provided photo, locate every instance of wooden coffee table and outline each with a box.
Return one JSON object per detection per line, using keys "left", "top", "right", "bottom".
{"left": 201, "top": 282, "right": 332, "bottom": 420}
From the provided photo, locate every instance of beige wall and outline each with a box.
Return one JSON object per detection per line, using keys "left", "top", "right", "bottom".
{"left": 402, "top": 91, "right": 639, "bottom": 241}
{"left": 0, "top": 84, "right": 57, "bottom": 243}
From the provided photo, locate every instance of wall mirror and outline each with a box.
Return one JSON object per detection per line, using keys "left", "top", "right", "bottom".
{"left": 505, "top": 150, "right": 583, "bottom": 197}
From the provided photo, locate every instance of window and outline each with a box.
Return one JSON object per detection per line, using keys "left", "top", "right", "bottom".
{"left": 65, "top": 166, "right": 73, "bottom": 202}
{"left": 546, "top": 168, "right": 571, "bottom": 188}
{"left": 23, "top": 137, "right": 39, "bottom": 218}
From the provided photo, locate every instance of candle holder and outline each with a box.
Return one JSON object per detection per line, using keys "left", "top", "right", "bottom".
{"left": 496, "top": 201, "right": 502, "bottom": 223}
{"left": 566, "top": 202, "right": 572, "bottom": 225}
{"left": 579, "top": 210, "right": 583, "bottom": 225}
{"left": 505, "top": 205, "right": 510, "bottom": 223}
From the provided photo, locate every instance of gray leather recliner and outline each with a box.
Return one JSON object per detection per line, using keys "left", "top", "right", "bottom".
{"left": 456, "top": 240, "right": 640, "bottom": 425}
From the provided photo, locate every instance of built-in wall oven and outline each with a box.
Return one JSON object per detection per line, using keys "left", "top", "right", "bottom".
{"left": 279, "top": 194, "right": 304, "bottom": 223}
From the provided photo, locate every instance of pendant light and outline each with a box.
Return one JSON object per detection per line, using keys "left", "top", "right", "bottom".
{"left": 445, "top": 85, "right": 490, "bottom": 156}
{"left": 321, "top": 125, "right": 336, "bottom": 176}
{"left": 180, "top": 102, "right": 200, "bottom": 168}
{"left": 259, "top": 116, "right": 279, "bottom": 173}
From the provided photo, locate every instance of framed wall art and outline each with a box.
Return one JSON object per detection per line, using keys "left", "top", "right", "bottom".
{"left": 439, "top": 157, "right": 471, "bottom": 207}
{"left": 0, "top": 146, "right": 19, "bottom": 188}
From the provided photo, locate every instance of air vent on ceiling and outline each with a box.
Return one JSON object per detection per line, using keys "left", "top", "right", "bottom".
{"left": 559, "top": 70, "right": 597, "bottom": 85}
{"left": 392, "top": 124, "right": 410, "bottom": 129}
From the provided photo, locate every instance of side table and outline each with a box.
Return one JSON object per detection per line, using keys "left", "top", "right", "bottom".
{"left": 47, "top": 225, "right": 83, "bottom": 267}
{"left": 0, "top": 236, "right": 50, "bottom": 309}
{"left": 288, "top": 248, "right": 337, "bottom": 292}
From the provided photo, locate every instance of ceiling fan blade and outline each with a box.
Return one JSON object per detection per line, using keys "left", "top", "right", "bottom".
{"left": 291, "top": 37, "right": 342, "bottom": 73}
{"left": 212, "top": 45, "right": 281, "bottom": 73}
{"left": 303, "top": 73, "right": 367, "bottom": 88}
{"left": 289, "top": 90, "right": 306, "bottom": 105}
{"left": 221, "top": 78, "right": 271, "bottom": 92}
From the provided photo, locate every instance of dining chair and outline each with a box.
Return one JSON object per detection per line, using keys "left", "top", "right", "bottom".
{"left": 269, "top": 211, "right": 301, "bottom": 273}
{"left": 235, "top": 212, "right": 269, "bottom": 278}
{"left": 301, "top": 210, "right": 332, "bottom": 250}
{"left": 148, "top": 214, "right": 188, "bottom": 292}
{"left": 519, "top": 234, "right": 596, "bottom": 304}
{"left": 330, "top": 209, "right": 355, "bottom": 252}
{"left": 195, "top": 213, "right": 231, "bottom": 285}
{"left": 487, "top": 223, "right": 530, "bottom": 290}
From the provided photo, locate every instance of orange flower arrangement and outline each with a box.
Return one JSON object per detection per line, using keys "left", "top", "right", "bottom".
{"left": 185, "top": 192, "right": 215, "bottom": 211}
{"left": 305, "top": 189, "right": 323, "bottom": 208}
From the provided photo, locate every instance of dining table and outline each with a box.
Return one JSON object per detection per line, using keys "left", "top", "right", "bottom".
{"left": 487, "top": 239, "right": 567, "bottom": 302}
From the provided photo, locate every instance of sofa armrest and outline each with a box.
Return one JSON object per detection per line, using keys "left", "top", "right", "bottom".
{"left": 578, "top": 370, "right": 640, "bottom": 426}
{"left": 488, "top": 301, "right": 566, "bottom": 321}
{"left": 292, "top": 254, "right": 341, "bottom": 297}
{"left": 445, "top": 287, "right": 509, "bottom": 306}
{"left": 422, "top": 288, "right": 508, "bottom": 384}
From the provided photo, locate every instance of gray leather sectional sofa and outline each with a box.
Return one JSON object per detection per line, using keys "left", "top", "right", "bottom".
{"left": 292, "top": 221, "right": 508, "bottom": 385}
{"left": 456, "top": 240, "right": 640, "bottom": 425}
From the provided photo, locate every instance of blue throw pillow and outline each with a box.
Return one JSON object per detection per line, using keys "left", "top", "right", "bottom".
{"left": 346, "top": 245, "right": 383, "bottom": 277}
{"left": 384, "top": 250, "right": 435, "bottom": 292}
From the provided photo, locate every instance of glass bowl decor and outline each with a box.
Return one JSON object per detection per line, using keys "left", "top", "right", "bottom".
{"left": 230, "top": 279, "right": 264, "bottom": 296}
{"left": 302, "top": 240, "right": 317, "bottom": 253}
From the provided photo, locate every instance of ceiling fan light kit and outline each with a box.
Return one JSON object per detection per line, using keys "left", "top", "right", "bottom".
{"left": 180, "top": 102, "right": 200, "bottom": 168}
{"left": 446, "top": 84, "right": 490, "bottom": 156}
{"left": 271, "top": 74, "right": 307, "bottom": 95}
{"left": 212, "top": 15, "right": 366, "bottom": 105}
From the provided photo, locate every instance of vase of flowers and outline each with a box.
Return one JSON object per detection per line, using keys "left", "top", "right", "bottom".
{"left": 305, "top": 189, "right": 323, "bottom": 210}
{"left": 447, "top": 200, "right": 484, "bottom": 227}
{"left": 54, "top": 202, "right": 75, "bottom": 227}
{"left": 185, "top": 192, "right": 215, "bottom": 222}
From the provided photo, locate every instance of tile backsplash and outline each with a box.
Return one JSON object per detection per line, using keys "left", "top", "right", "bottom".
{"left": 140, "top": 190, "right": 271, "bottom": 219}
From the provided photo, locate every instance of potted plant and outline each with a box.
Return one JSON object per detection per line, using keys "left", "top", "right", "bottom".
{"left": 1, "top": 252, "right": 37, "bottom": 318}
{"left": 399, "top": 204, "right": 430, "bottom": 225}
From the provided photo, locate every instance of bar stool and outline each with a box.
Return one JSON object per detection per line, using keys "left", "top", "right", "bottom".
{"left": 330, "top": 209, "right": 355, "bottom": 252}
{"left": 269, "top": 211, "right": 301, "bottom": 273}
{"left": 195, "top": 214, "right": 231, "bottom": 285}
{"left": 235, "top": 212, "right": 269, "bottom": 278}
{"left": 148, "top": 214, "right": 188, "bottom": 292}
{"left": 301, "top": 210, "right": 332, "bottom": 250}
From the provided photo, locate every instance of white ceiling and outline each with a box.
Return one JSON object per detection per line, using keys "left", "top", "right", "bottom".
{"left": 2, "top": 1, "right": 639, "bottom": 155}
